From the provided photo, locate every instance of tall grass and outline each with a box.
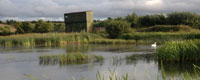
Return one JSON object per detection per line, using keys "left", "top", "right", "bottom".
{"left": 155, "top": 40, "right": 200, "bottom": 62}
{"left": 0, "top": 33, "right": 102, "bottom": 47}
{"left": 121, "top": 32, "right": 200, "bottom": 44}
{"left": 39, "top": 52, "right": 104, "bottom": 65}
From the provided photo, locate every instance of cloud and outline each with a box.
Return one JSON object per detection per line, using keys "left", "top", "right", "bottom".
{"left": 0, "top": 0, "right": 200, "bottom": 20}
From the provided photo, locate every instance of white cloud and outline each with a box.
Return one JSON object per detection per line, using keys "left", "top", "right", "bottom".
{"left": 0, "top": 0, "right": 200, "bottom": 20}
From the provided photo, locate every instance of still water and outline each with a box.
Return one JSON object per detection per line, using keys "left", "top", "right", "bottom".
{"left": 0, "top": 44, "right": 197, "bottom": 80}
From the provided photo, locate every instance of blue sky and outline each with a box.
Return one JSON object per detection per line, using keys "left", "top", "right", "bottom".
{"left": 0, "top": 0, "right": 200, "bottom": 21}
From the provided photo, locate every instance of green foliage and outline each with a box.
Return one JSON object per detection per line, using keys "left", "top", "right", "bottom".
{"left": 155, "top": 40, "right": 200, "bottom": 62}
{"left": 15, "top": 22, "right": 35, "bottom": 34}
{"left": 21, "top": 22, "right": 34, "bottom": 33}
{"left": 54, "top": 23, "right": 65, "bottom": 32}
{"left": 139, "top": 14, "right": 166, "bottom": 27}
{"left": 34, "top": 20, "right": 54, "bottom": 33}
{"left": 0, "top": 33, "right": 103, "bottom": 46}
{"left": 125, "top": 13, "right": 139, "bottom": 28}
{"left": 0, "top": 20, "right": 2, "bottom": 24}
{"left": 6, "top": 20, "right": 17, "bottom": 25}
{"left": 39, "top": 52, "right": 104, "bottom": 65}
{"left": 15, "top": 22, "right": 24, "bottom": 34}
{"left": 105, "top": 20, "right": 132, "bottom": 38}
{"left": 137, "top": 25, "right": 195, "bottom": 32}
{"left": 121, "top": 32, "right": 200, "bottom": 44}
{"left": 167, "top": 12, "right": 200, "bottom": 28}
{"left": 93, "top": 20, "right": 109, "bottom": 28}
{"left": 0, "top": 26, "right": 12, "bottom": 35}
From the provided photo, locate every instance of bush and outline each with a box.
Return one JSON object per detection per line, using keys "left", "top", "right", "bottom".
{"left": 139, "top": 14, "right": 166, "bottom": 27}
{"left": 125, "top": 13, "right": 139, "bottom": 28}
{"left": 21, "top": 22, "right": 35, "bottom": 33}
{"left": 137, "top": 25, "right": 195, "bottom": 32}
{"left": 105, "top": 20, "right": 132, "bottom": 38}
{"left": 0, "top": 26, "right": 12, "bottom": 35}
{"left": 34, "top": 20, "right": 54, "bottom": 33}
{"left": 54, "top": 23, "right": 65, "bottom": 32}
{"left": 167, "top": 12, "right": 200, "bottom": 28}
{"left": 15, "top": 22, "right": 24, "bottom": 34}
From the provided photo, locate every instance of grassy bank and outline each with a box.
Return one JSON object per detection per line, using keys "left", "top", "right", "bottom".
{"left": 121, "top": 32, "right": 200, "bottom": 44}
{"left": 155, "top": 40, "right": 200, "bottom": 62}
{"left": 0, "top": 32, "right": 200, "bottom": 47}
{"left": 39, "top": 52, "right": 103, "bottom": 65}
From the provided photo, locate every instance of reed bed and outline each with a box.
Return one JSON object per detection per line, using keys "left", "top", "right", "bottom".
{"left": 89, "top": 39, "right": 136, "bottom": 44}
{"left": 39, "top": 53, "right": 104, "bottom": 65}
{"left": 0, "top": 33, "right": 102, "bottom": 47}
{"left": 155, "top": 40, "right": 200, "bottom": 62}
{"left": 121, "top": 32, "right": 200, "bottom": 44}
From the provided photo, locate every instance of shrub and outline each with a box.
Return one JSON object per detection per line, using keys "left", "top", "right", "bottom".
{"left": 21, "top": 22, "right": 35, "bottom": 33}
{"left": 167, "top": 12, "right": 200, "bottom": 28}
{"left": 34, "top": 20, "right": 54, "bottom": 33}
{"left": 54, "top": 23, "right": 65, "bottom": 32}
{"left": 0, "top": 26, "right": 12, "bottom": 35}
{"left": 139, "top": 14, "right": 166, "bottom": 27}
{"left": 15, "top": 22, "right": 24, "bottom": 34}
{"left": 105, "top": 20, "right": 132, "bottom": 38}
{"left": 125, "top": 13, "right": 139, "bottom": 28}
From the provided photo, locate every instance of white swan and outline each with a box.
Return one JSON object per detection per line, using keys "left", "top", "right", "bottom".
{"left": 151, "top": 42, "right": 157, "bottom": 47}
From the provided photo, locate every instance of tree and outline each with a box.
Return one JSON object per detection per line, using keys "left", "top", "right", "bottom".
{"left": 21, "top": 22, "right": 35, "bottom": 33}
{"left": 54, "top": 23, "right": 65, "bottom": 32}
{"left": 34, "top": 20, "right": 54, "bottom": 33}
{"left": 105, "top": 20, "right": 132, "bottom": 38}
{"left": 125, "top": 13, "right": 139, "bottom": 28}
{"left": 139, "top": 14, "right": 166, "bottom": 27}
{"left": 6, "top": 20, "right": 17, "bottom": 25}
{"left": 15, "top": 22, "right": 24, "bottom": 34}
{"left": 167, "top": 12, "right": 200, "bottom": 28}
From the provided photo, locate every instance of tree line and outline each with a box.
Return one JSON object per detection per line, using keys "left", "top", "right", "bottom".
{"left": 0, "top": 20, "right": 65, "bottom": 34}
{"left": 94, "top": 12, "right": 200, "bottom": 28}
{"left": 93, "top": 12, "right": 200, "bottom": 38}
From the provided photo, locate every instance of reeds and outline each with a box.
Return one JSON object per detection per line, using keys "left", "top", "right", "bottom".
{"left": 0, "top": 33, "right": 102, "bottom": 47}
{"left": 39, "top": 52, "right": 104, "bottom": 65}
{"left": 122, "top": 32, "right": 200, "bottom": 44}
{"left": 155, "top": 40, "right": 200, "bottom": 62}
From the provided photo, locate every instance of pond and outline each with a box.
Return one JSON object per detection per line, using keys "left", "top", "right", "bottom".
{"left": 0, "top": 44, "right": 198, "bottom": 80}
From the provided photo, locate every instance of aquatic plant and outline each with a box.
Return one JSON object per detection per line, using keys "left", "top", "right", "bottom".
{"left": 0, "top": 33, "right": 102, "bottom": 47}
{"left": 155, "top": 40, "right": 200, "bottom": 62}
{"left": 39, "top": 52, "right": 104, "bottom": 65}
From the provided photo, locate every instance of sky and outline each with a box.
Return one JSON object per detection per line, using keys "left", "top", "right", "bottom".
{"left": 0, "top": 0, "right": 200, "bottom": 21}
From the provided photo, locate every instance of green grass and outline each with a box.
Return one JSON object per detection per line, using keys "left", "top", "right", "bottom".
{"left": 0, "top": 33, "right": 102, "bottom": 47}
{"left": 39, "top": 52, "right": 104, "bottom": 65}
{"left": 155, "top": 40, "right": 200, "bottom": 62}
{"left": 1, "top": 32, "right": 200, "bottom": 47}
{"left": 137, "top": 25, "right": 198, "bottom": 32}
{"left": 121, "top": 32, "right": 200, "bottom": 44}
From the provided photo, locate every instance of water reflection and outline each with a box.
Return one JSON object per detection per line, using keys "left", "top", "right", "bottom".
{"left": 158, "top": 61, "right": 200, "bottom": 77}
{"left": 126, "top": 54, "right": 156, "bottom": 65}
{"left": 1, "top": 44, "right": 199, "bottom": 80}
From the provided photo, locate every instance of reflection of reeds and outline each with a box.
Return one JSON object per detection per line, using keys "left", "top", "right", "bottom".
{"left": 39, "top": 52, "right": 104, "bottom": 65}
{"left": 158, "top": 61, "right": 200, "bottom": 77}
{"left": 126, "top": 54, "right": 155, "bottom": 64}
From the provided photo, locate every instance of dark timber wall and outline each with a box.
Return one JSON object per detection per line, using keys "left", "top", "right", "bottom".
{"left": 64, "top": 11, "right": 94, "bottom": 32}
